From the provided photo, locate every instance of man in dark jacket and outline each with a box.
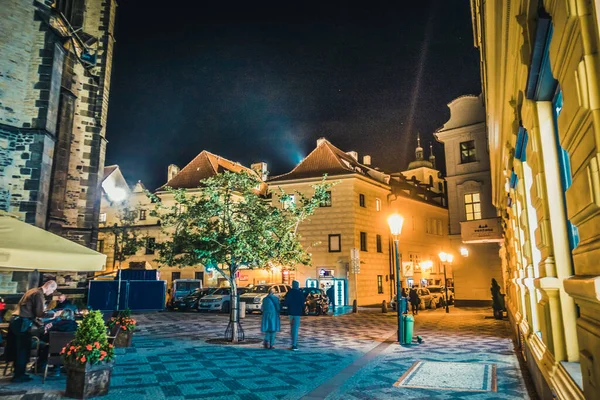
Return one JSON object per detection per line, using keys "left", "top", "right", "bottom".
{"left": 408, "top": 286, "right": 420, "bottom": 316}
{"left": 6, "top": 280, "right": 57, "bottom": 382}
{"left": 326, "top": 285, "right": 335, "bottom": 312}
{"left": 284, "top": 280, "right": 304, "bottom": 351}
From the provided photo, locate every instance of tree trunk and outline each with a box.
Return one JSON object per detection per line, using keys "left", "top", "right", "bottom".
{"left": 230, "top": 277, "right": 238, "bottom": 343}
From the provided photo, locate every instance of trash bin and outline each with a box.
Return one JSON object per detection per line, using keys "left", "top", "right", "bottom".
{"left": 239, "top": 301, "right": 246, "bottom": 319}
{"left": 403, "top": 314, "right": 414, "bottom": 344}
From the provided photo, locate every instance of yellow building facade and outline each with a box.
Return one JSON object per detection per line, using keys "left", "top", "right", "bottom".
{"left": 471, "top": 1, "right": 600, "bottom": 398}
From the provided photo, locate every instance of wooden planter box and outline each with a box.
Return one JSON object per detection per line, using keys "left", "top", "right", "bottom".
{"left": 113, "top": 328, "right": 133, "bottom": 348}
{"left": 65, "top": 361, "right": 114, "bottom": 399}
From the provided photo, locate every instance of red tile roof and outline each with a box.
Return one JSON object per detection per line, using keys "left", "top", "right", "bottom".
{"left": 160, "top": 151, "right": 266, "bottom": 192}
{"left": 269, "top": 139, "right": 390, "bottom": 184}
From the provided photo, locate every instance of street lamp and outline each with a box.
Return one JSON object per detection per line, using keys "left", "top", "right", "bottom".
{"left": 438, "top": 252, "right": 453, "bottom": 313}
{"left": 387, "top": 213, "right": 404, "bottom": 344}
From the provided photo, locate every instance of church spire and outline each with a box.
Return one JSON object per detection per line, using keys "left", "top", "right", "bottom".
{"left": 415, "top": 133, "right": 424, "bottom": 161}
{"left": 429, "top": 142, "right": 436, "bottom": 169}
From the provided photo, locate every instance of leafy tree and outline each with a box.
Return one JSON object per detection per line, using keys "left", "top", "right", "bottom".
{"left": 149, "top": 171, "right": 333, "bottom": 342}
{"left": 109, "top": 206, "right": 146, "bottom": 271}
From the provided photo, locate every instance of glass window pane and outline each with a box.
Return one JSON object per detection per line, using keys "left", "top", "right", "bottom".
{"left": 474, "top": 203, "right": 481, "bottom": 212}
{"left": 473, "top": 193, "right": 480, "bottom": 202}
{"left": 475, "top": 212, "right": 481, "bottom": 220}
{"left": 466, "top": 204, "right": 473, "bottom": 213}
{"left": 465, "top": 194, "right": 472, "bottom": 203}
{"left": 466, "top": 214, "right": 473, "bottom": 221}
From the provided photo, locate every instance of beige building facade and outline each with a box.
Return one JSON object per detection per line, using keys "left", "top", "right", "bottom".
{"left": 99, "top": 139, "right": 450, "bottom": 306}
{"left": 471, "top": 1, "right": 600, "bottom": 398}
{"left": 435, "top": 95, "right": 504, "bottom": 306}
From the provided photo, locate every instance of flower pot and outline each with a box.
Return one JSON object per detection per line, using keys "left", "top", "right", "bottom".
{"left": 65, "top": 361, "right": 114, "bottom": 399}
{"left": 113, "top": 329, "right": 133, "bottom": 348}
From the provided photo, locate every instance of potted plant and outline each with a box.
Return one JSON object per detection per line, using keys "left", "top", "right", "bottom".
{"left": 107, "top": 309, "right": 136, "bottom": 348}
{"left": 63, "top": 310, "right": 115, "bottom": 399}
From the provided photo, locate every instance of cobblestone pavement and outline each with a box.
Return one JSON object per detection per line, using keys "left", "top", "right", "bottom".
{"left": 0, "top": 307, "right": 535, "bottom": 399}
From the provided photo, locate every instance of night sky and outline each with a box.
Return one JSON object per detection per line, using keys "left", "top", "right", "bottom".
{"left": 105, "top": 1, "right": 481, "bottom": 190}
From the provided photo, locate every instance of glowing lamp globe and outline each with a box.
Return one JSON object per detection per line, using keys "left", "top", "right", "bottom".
{"left": 387, "top": 214, "right": 404, "bottom": 236}
{"left": 447, "top": 254, "right": 454, "bottom": 263}
{"left": 438, "top": 252, "right": 448, "bottom": 262}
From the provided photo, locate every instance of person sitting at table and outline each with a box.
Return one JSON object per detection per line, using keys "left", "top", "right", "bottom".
{"left": 36, "top": 308, "right": 78, "bottom": 372}
{"left": 52, "top": 293, "right": 77, "bottom": 312}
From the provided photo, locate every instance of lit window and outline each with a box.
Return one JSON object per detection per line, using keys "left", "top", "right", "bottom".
{"left": 328, "top": 234, "right": 341, "bottom": 252}
{"left": 464, "top": 193, "right": 481, "bottom": 221}
{"left": 377, "top": 275, "right": 383, "bottom": 294}
{"left": 320, "top": 191, "right": 332, "bottom": 207}
{"left": 283, "top": 194, "right": 296, "bottom": 210}
{"left": 375, "top": 198, "right": 381, "bottom": 211}
{"left": 99, "top": 213, "right": 107, "bottom": 223}
{"left": 460, "top": 140, "right": 476, "bottom": 163}
{"left": 139, "top": 210, "right": 146, "bottom": 220}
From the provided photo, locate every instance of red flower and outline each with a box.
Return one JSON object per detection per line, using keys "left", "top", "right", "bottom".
{"left": 60, "top": 347, "right": 66, "bottom": 355}
{"left": 100, "top": 350, "right": 107, "bottom": 356}
{"left": 99, "top": 355, "right": 105, "bottom": 361}
{"left": 94, "top": 342, "right": 100, "bottom": 349}
{"left": 108, "top": 344, "right": 114, "bottom": 348}
{"left": 81, "top": 355, "right": 86, "bottom": 363}
{"left": 86, "top": 344, "right": 93, "bottom": 351}
{"left": 121, "top": 325, "right": 126, "bottom": 330}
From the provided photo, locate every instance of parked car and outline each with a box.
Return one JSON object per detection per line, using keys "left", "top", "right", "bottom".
{"left": 239, "top": 284, "right": 291, "bottom": 313}
{"left": 427, "top": 285, "right": 455, "bottom": 306}
{"left": 169, "top": 279, "right": 203, "bottom": 308}
{"left": 281, "top": 287, "right": 329, "bottom": 315}
{"left": 198, "top": 287, "right": 251, "bottom": 313}
{"left": 417, "top": 288, "right": 437, "bottom": 309}
{"left": 171, "top": 288, "right": 214, "bottom": 311}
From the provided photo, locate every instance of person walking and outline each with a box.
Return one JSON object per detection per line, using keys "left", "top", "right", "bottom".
{"left": 285, "top": 280, "right": 304, "bottom": 351}
{"left": 5, "top": 280, "right": 57, "bottom": 382}
{"left": 261, "top": 287, "right": 280, "bottom": 349}
{"left": 326, "top": 285, "right": 335, "bottom": 313}
{"left": 408, "top": 285, "right": 420, "bottom": 316}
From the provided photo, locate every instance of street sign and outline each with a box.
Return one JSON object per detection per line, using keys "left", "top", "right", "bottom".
{"left": 350, "top": 248, "right": 360, "bottom": 274}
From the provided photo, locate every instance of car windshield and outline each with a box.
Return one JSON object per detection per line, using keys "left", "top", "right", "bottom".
{"left": 428, "top": 287, "right": 442, "bottom": 293}
{"left": 175, "top": 282, "right": 201, "bottom": 291}
{"left": 212, "top": 288, "right": 230, "bottom": 295}
{"left": 249, "top": 286, "right": 270, "bottom": 294}
{"left": 238, "top": 287, "right": 251, "bottom": 294}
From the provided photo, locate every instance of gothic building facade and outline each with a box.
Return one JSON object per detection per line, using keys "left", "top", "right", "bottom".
{"left": 0, "top": 0, "right": 117, "bottom": 249}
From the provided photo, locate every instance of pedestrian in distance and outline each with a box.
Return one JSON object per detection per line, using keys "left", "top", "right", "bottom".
{"left": 261, "top": 287, "right": 280, "bottom": 349}
{"left": 326, "top": 285, "right": 335, "bottom": 313}
{"left": 408, "top": 285, "right": 420, "bottom": 315}
{"left": 285, "top": 280, "right": 304, "bottom": 351}
{"left": 5, "top": 280, "right": 57, "bottom": 382}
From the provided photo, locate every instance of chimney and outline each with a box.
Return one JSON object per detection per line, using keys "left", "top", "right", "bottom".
{"left": 316, "top": 137, "right": 327, "bottom": 147}
{"left": 167, "top": 164, "right": 179, "bottom": 182}
{"left": 363, "top": 155, "right": 371, "bottom": 166}
{"left": 346, "top": 151, "right": 358, "bottom": 161}
{"left": 251, "top": 162, "right": 268, "bottom": 181}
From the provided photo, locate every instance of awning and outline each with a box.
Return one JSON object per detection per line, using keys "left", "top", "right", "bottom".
{"left": 0, "top": 214, "right": 106, "bottom": 272}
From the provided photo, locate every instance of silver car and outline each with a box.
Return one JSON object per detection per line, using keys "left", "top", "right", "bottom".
{"left": 239, "top": 284, "right": 291, "bottom": 313}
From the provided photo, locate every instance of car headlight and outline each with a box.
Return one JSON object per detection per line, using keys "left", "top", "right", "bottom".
{"left": 253, "top": 297, "right": 261, "bottom": 303}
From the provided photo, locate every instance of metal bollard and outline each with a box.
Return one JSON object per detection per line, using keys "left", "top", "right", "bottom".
{"left": 382, "top": 300, "right": 388, "bottom": 313}
{"left": 353, "top": 299, "right": 358, "bottom": 313}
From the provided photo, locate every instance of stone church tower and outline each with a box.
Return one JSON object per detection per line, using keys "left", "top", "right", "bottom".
{"left": 0, "top": 0, "right": 117, "bottom": 249}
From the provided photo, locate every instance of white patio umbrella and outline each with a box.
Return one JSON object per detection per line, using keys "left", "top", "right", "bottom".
{"left": 0, "top": 214, "right": 106, "bottom": 272}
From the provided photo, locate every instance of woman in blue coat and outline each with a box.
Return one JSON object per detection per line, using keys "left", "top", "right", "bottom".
{"left": 261, "top": 287, "right": 281, "bottom": 349}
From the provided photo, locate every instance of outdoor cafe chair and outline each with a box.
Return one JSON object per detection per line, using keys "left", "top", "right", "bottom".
{"left": 43, "top": 331, "right": 75, "bottom": 383}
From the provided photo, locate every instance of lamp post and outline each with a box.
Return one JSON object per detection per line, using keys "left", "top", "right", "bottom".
{"left": 388, "top": 214, "right": 404, "bottom": 344}
{"left": 438, "top": 252, "right": 453, "bottom": 313}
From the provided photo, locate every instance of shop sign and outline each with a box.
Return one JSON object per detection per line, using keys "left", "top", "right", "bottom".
{"left": 461, "top": 217, "right": 503, "bottom": 243}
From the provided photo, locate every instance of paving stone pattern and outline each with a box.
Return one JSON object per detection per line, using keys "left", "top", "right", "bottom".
{"left": 0, "top": 308, "right": 533, "bottom": 399}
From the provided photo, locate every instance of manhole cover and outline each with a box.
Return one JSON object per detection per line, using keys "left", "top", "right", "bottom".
{"left": 205, "top": 338, "right": 263, "bottom": 345}
{"left": 394, "top": 361, "right": 497, "bottom": 392}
